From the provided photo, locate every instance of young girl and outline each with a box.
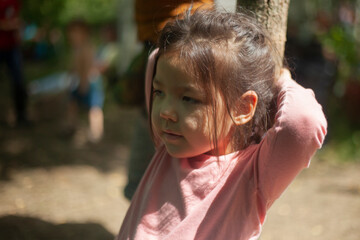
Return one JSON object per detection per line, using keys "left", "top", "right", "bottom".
{"left": 116, "top": 9, "right": 327, "bottom": 240}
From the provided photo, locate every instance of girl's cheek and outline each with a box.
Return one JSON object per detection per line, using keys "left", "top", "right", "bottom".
{"left": 151, "top": 105, "right": 161, "bottom": 130}
{"left": 184, "top": 116, "right": 199, "bottom": 130}
{"left": 184, "top": 111, "right": 209, "bottom": 133}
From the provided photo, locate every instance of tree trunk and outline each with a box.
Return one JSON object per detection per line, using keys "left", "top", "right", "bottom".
{"left": 355, "top": 0, "right": 360, "bottom": 45}
{"left": 236, "top": 0, "right": 290, "bottom": 63}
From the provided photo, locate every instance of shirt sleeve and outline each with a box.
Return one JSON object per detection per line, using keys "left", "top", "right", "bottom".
{"left": 256, "top": 72, "right": 327, "bottom": 209}
{"left": 145, "top": 48, "right": 162, "bottom": 147}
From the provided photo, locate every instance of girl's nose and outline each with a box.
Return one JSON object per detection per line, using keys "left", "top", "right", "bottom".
{"left": 159, "top": 103, "right": 178, "bottom": 122}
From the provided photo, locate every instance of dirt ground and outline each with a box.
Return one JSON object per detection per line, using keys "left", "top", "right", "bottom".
{"left": 0, "top": 91, "right": 360, "bottom": 240}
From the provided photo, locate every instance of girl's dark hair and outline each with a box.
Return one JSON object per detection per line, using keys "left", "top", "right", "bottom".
{"left": 150, "top": 9, "right": 281, "bottom": 153}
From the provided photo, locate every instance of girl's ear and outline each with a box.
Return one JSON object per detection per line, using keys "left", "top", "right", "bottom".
{"left": 232, "top": 91, "right": 258, "bottom": 125}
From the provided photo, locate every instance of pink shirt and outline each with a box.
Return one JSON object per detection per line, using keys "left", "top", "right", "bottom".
{"left": 116, "top": 50, "right": 327, "bottom": 240}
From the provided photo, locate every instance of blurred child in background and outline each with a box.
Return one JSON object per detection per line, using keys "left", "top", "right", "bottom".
{"left": 65, "top": 19, "right": 104, "bottom": 143}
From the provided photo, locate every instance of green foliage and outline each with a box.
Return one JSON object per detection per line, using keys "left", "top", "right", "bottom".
{"left": 21, "top": 0, "right": 119, "bottom": 27}
{"left": 320, "top": 25, "right": 360, "bottom": 82}
{"left": 322, "top": 111, "right": 360, "bottom": 162}
{"left": 22, "top": 0, "right": 65, "bottom": 26}
{"left": 59, "top": 0, "right": 118, "bottom": 26}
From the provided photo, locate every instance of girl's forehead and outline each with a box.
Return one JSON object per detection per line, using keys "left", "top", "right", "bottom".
{"left": 154, "top": 53, "right": 223, "bottom": 102}
{"left": 155, "top": 55, "right": 199, "bottom": 88}
{"left": 157, "top": 54, "right": 187, "bottom": 74}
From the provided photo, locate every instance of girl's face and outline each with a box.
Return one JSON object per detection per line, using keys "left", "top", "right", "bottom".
{"left": 151, "top": 55, "right": 234, "bottom": 158}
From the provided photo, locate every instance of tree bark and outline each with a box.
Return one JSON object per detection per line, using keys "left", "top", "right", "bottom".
{"left": 355, "top": 0, "right": 360, "bottom": 45}
{"left": 236, "top": 0, "right": 290, "bottom": 63}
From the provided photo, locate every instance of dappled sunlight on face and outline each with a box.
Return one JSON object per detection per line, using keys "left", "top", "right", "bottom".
{"left": 151, "top": 54, "right": 235, "bottom": 158}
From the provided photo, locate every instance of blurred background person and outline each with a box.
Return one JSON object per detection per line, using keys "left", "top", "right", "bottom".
{"left": 97, "top": 23, "right": 119, "bottom": 87}
{"left": 0, "top": 0, "right": 28, "bottom": 126}
{"left": 65, "top": 19, "right": 105, "bottom": 143}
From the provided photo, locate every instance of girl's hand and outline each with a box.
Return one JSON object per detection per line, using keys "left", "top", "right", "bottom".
{"left": 275, "top": 68, "right": 292, "bottom": 92}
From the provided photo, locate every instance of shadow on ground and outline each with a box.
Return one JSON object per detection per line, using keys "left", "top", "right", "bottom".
{"left": 0, "top": 215, "right": 114, "bottom": 240}
{"left": 0, "top": 92, "right": 140, "bottom": 179}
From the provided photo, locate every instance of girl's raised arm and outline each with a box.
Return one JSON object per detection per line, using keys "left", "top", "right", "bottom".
{"left": 256, "top": 69, "right": 327, "bottom": 209}
{"left": 145, "top": 49, "right": 158, "bottom": 113}
{"left": 144, "top": 49, "right": 163, "bottom": 147}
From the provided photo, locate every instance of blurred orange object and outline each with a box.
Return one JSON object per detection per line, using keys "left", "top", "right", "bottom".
{"left": 135, "top": 0, "right": 214, "bottom": 43}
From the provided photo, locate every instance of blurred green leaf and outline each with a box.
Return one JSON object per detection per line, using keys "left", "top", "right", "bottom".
{"left": 21, "top": 0, "right": 118, "bottom": 27}
{"left": 59, "top": 0, "right": 118, "bottom": 25}
{"left": 319, "top": 25, "right": 359, "bottom": 82}
{"left": 22, "top": 0, "right": 65, "bottom": 26}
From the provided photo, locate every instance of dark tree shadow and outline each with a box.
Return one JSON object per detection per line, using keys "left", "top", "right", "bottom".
{"left": 0, "top": 91, "right": 141, "bottom": 179}
{"left": 0, "top": 215, "right": 114, "bottom": 240}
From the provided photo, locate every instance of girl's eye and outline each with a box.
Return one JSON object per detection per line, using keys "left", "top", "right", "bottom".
{"left": 182, "top": 96, "right": 200, "bottom": 104}
{"left": 153, "top": 89, "right": 164, "bottom": 97}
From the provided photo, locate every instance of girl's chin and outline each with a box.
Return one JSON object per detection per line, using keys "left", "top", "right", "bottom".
{"left": 165, "top": 146, "right": 203, "bottom": 159}
{"left": 163, "top": 141, "right": 215, "bottom": 159}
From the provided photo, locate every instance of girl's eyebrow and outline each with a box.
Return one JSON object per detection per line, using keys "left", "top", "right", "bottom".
{"left": 153, "top": 78, "right": 202, "bottom": 95}
{"left": 182, "top": 85, "right": 200, "bottom": 93}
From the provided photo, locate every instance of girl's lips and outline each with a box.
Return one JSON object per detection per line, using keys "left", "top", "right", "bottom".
{"left": 162, "top": 130, "right": 183, "bottom": 142}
